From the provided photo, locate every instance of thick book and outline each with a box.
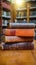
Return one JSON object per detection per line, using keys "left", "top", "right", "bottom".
{"left": 2, "top": 42, "right": 34, "bottom": 50}
{"left": 3, "top": 29, "right": 34, "bottom": 37}
{"left": 5, "top": 36, "right": 33, "bottom": 42}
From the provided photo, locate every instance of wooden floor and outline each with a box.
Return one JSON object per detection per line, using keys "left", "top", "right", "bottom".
{"left": 0, "top": 40, "right": 36, "bottom": 65}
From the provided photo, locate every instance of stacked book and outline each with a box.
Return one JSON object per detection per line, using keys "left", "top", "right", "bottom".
{"left": 3, "top": 23, "right": 35, "bottom": 50}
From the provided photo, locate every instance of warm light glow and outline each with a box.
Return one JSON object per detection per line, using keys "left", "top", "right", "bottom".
{"left": 16, "top": 0, "right": 22, "bottom": 6}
